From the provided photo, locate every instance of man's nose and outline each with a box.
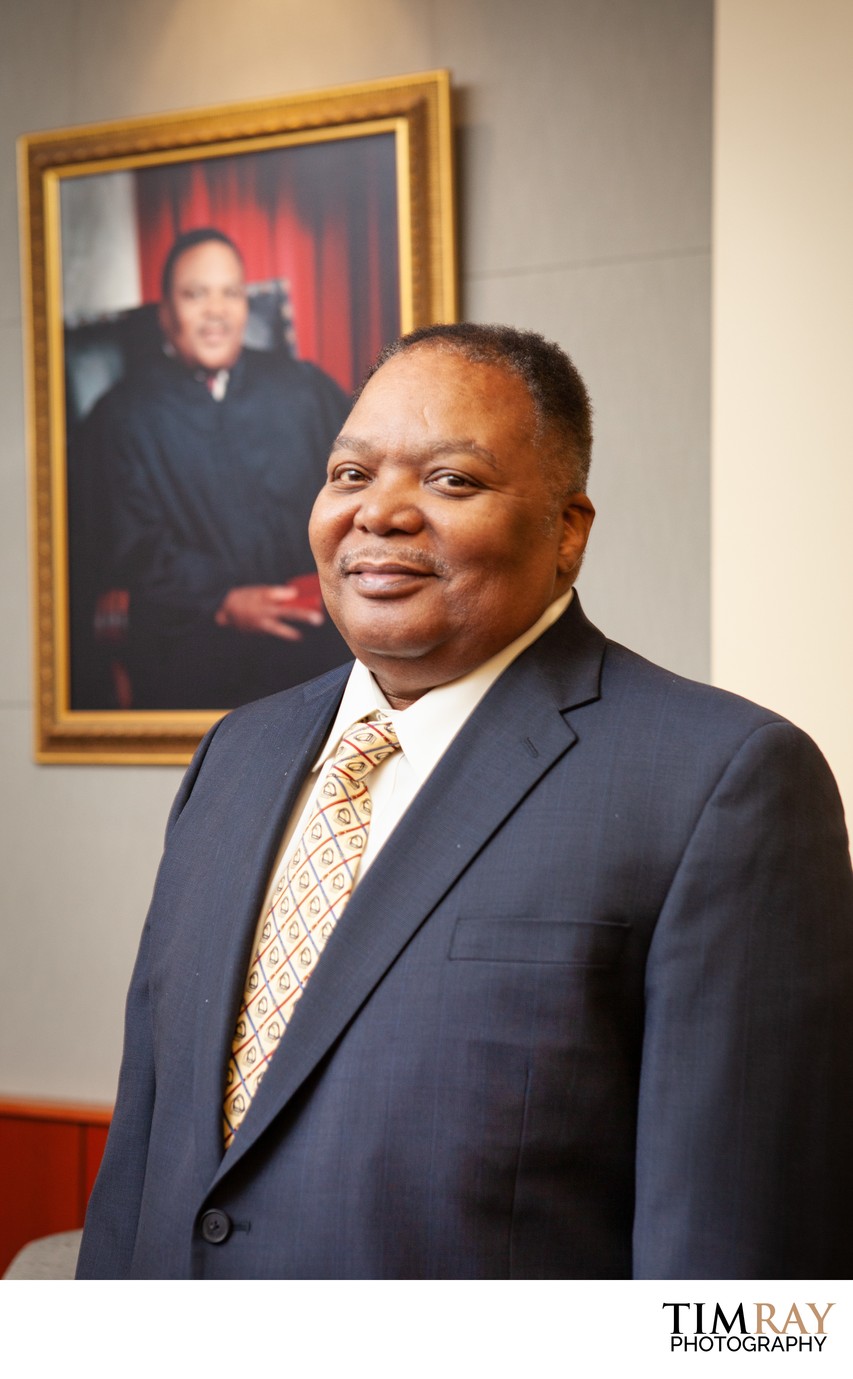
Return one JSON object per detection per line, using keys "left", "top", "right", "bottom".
{"left": 203, "top": 293, "right": 229, "bottom": 317}
{"left": 354, "top": 476, "right": 424, "bottom": 535}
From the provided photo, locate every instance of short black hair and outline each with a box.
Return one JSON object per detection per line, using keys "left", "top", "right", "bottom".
{"left": 160, "top": 228, "right": 244, "bottom": 300}
{"left": 363, "top": 322, "right": 593, "bottom": 493}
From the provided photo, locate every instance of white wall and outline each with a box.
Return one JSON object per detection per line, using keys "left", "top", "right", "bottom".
{"left": 0, "top": 0, "right": 712, "bottom": 1101}
{"left": 61, "top": 172, "right": 141, "bottom": 320}
{"left": 713, "top": 0, "right": 853, "bottom": 824}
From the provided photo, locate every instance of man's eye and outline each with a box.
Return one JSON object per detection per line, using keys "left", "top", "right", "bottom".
{"left": 431, "top": 472, "right": 479, "bottom": 493}
{"left": 331, "top": 465, "right": 368, "bottom": 486}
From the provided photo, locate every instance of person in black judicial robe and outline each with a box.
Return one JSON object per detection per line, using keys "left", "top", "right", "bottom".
{"left": 68, "top": 228, "right": 350, "bottom": 710}
{"left": 82, "top": 346, "right": 350, "bottom": 708}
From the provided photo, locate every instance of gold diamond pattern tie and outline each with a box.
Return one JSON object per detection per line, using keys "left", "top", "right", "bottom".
{"left": 222, "top": 716, "right": 400, "bottom": 1149}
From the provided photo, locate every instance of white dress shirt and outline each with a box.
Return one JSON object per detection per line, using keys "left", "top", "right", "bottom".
{"left": 257, "top": 589, "right": 574, "bottom": 920}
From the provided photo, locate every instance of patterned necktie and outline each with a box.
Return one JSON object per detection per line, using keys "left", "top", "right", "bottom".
{"left": 222, "top": 716, "right": 400, "bottom": 1148}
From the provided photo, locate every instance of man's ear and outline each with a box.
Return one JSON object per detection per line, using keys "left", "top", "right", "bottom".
{"left": 158, "top": 300, "right": 173, "bottom": 342}
{"left": 557, "top": 494, "right": 595, "bottom": 581}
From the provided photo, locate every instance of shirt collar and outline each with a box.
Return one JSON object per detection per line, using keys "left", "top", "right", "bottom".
{"left": 162, "top": 343, "right": 231, "bottom": 399}
{"left": 313, "top": 589, "right": 574, "bottom": 784}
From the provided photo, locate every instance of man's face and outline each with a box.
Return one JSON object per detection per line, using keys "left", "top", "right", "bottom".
{"left": 159, "top": 240, "right": 248, "bottom": 372}
{"left": 309, "top": 347, "right": 595, "bottom": 704}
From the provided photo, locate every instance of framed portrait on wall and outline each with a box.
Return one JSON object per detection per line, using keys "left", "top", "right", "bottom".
{"left": 20, "top": 71, "right": 456, "bottom": 764}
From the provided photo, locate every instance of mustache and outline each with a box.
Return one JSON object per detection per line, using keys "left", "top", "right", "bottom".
{"left": 337, "top": 546, "right": 450, "bottom": 577}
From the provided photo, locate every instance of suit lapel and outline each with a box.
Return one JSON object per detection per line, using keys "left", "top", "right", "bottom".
{"left": 191, "top": 667, "right": 350, "bottom": 1186}
{"left": 212, "top": 598, "right": 606, "bottom": 1184}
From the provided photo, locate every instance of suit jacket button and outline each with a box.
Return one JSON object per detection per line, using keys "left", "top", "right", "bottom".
{"left": 200, "top": 1209, "right": 232, "bottom": 1244}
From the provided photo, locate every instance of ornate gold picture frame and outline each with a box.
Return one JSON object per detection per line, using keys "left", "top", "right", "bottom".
{"left": 20, "top": 71, "right": 456, "bottom": 764}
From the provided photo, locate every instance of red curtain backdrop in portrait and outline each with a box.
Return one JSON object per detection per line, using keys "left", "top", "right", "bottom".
{"left": 134, "top": 135, "right": 400, "bottom": 393}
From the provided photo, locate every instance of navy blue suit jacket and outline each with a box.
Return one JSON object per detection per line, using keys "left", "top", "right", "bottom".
{"left": 77, "top": 598, "right": 853, "bottom": 1278}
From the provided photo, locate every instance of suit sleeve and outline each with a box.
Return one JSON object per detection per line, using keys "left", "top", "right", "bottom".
{"left": 75, "top": 921, "right": 156, "bottom": 1278}
{"left": 632, "top": 719, "right": 853, "bottom": 1279}
{"left": 75, "top": 719, "right": 223, "bottom": 1278}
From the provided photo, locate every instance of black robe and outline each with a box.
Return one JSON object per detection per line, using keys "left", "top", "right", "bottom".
{"left": 68, "top": 349, "right": 350, "bottom": 709}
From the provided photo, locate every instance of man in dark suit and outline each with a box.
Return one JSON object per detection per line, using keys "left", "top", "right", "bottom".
{"left": 77, "top": 323, "right": 853, "bottom": 1279}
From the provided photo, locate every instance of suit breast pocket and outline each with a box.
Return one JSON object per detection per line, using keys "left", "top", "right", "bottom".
{"left": 448, "top": 916, "right": 631, "bottom": 966}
